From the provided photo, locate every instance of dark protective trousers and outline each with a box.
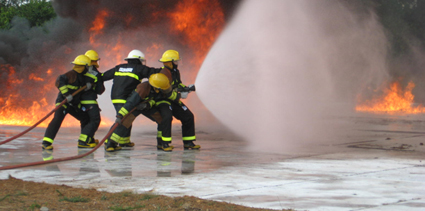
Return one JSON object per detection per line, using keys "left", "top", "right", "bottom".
{"left": 108, "top": 103, "right": 133, "bottom": 144}
{"left": 79, "top": 104, "right": 101, "bottom": 143}
{"left": 43, "top": 105, "right": 89, "bottom": 144}
{"left": 156, "top": 101, "right": 195, "bottom": 143}
{"left": 106, "top": 105, "right": 160, "bottom": 145}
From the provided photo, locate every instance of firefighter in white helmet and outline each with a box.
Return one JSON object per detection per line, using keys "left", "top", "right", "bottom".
{"left": 102, "top": 49, "right": 161, "bottom": 152}
{"left": 75, "top": 50, "right": 106, "bottom": 148}
{"left": 155, "top": 50, "right": 199, "bottom": 151}
{"left": 42, "top": 55, "right": 93, "bottom": 150}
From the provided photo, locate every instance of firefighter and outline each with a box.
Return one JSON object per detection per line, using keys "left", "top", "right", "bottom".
{"left": 77, "top": 50, "right": 105, "bottom": 148}
{"left": 41, "top": 55, "right": 93, "bottom": 150}
{"left": 104, "top": 72, "right": 180, "bottom": 152}
{"left": 102, "top": 49, "right": 161, "bottom": 151}
{"left": 156, "top": 50, "right": 200, "bottom": 151}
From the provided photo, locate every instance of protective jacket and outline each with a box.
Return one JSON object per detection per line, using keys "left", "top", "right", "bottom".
{"left": 164, "top": 65, "right": 187, "bottom": 90}
{"left": 55, "top": 69, "right": 87, "bottom": 105}
{"left": 102, "top": 63, "right": 160, "bottom": 104}
{"left": 117, "top": 82, "right": 180, "bottom": 118}
{"left": 81, "top": 66, "right": 105, "bottom": 104}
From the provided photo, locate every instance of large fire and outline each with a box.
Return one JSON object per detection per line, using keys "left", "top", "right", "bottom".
{"left": 356, "top": 81, "right": 425, "bottom": 114}
{"left": 0, "top": 0, "right": 225, "bottom": 127}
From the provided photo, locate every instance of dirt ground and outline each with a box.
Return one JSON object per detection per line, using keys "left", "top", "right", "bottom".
{"left": 0, "top": 176, "right": 290, "bottom": 211}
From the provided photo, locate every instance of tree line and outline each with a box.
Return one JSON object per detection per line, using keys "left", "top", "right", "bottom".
{"left": 0, "top": 0, "right": 55, "bottom": 29}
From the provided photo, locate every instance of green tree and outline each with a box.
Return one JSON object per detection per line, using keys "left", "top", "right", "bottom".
{"left": 0, "top": 0, "right": 55, "bottom": 29}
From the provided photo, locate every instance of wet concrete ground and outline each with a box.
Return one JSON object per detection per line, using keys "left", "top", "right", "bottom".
{"left": 1, "top": 114, "right": 425, "bottom": 211}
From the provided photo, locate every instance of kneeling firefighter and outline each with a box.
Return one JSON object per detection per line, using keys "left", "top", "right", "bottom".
{"left": 104, "top": 72, "right": 180, "bottom": 152}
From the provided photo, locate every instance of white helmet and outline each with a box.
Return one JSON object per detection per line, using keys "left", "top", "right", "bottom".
{"left": 125, "top": 49, "right": 145, "bottom": 61}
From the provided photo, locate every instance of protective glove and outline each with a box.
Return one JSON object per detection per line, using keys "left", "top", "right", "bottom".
{"left": 115, "top": 115, "right": 123, "bottom": 124}
{"left": 181, "top": 91, "right": 189, "bottom": 99}
{"left": 65, "top": 94, "right": 73, "bottom": 102}
{"left": 85, "top": 83, "right": 92, "bottom": 91}
{"left": 136, "top": 102, "right": 150, "bottom": 110}
{"left": 88, "top": 68, "right": 99, "bottom": 76}
{"left": 188, "top": 84, "right": 196, "bottom": 92}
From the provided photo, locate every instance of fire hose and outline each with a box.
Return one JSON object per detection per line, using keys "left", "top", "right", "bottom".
{"left": 0, "top": 85, "right": 87, "bottom": 146}
{"left": 0, "top": 107, "right": 137, "bottom": 170}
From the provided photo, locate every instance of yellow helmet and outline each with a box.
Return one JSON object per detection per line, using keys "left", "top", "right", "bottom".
{"left": 149, "top": 73, "right": 171, "bottom": 90}
{"left": 71, "top": 55, "right": 91, "bottom": 66}
{"left": 159, "top": 50, "right": 180, "bottom": 62}
{"left": 85, "top": 50, "right": 100, "bottom": 61}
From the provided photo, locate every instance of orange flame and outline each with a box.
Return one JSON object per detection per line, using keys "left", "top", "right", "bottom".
{"left": 169, "top": 0, "right": 225, "bottom": 68}
{"left": 89, "top": 9, "right": 109, "bottom": 45}
{"left": 0, "top": 64, "right": 112, "bottom": 127}
{"left": 356, "top": 81, "right": 425, "bottom": 114}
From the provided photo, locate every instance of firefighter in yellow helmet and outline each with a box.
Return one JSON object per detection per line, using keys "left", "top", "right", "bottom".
{"left": 155, "top": 50, "right": 199, "bottom": 151}
{"left": 104, "top": 72, "right": 180, "bottom": 152}
{"left": 75, "top": 50, "right": 106, "bottom": 148}
{"left": 42, "top": 55, "right": 93, "bottom": 150}
{"left": 102, "top": 49, "right": 162, "bottom": 151}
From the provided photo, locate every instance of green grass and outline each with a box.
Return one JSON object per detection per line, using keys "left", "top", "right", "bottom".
{"left": 59, "top": 196, "right": 90, "bottom": 203}
{"left": 56, "top": 189, "right": 64, "bottom": 196}
{"left": 28, "top": 201, "right": 41, "bottom": 211}
{"left": 15, "top": 191, "right": 28, "bottom": 196}
{"left": 109, "top": 204, "right": 145, "bottom": 211}
{"left": 120, "top": 191, "right": 134, "bottom": 197}
{"left": 0, "top": 194, "right": 10, "bottom": 202}
{"left": 101, "top": 195, "right": 107, "bottom": 200}
{"left": 140, "top": 193, "right": 157, "bottom": 200}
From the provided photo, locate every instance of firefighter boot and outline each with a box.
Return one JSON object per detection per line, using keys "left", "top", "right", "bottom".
{"left": 159, "top": 142, "right": 173, "bottom": 152}
{"left": 42, "top": 149, "right": 54, "bottom": 161}
{"left": 42, "top": 141, "right": 53, "bottom": 150}
{"left": 119, "top": 142, "right": 135, "bottom": 149}
{"left": 183, "top": 141, "right": 200, "bottom": 150}
{"left": 104, "top": 139, "right": 122, "bottom": 152}
{"left": 88, "top": 137, "right": 99, "bottom": 145}
{"left": 157, "top": 138, "right": 174, "bottom": 150}
{"left": 78, "top": 140, "right": 97, "bottom": 148}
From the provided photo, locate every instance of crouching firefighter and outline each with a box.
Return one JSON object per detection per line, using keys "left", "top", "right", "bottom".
{"left": 104, "top": 72, "right": 180, "bottom": 152}
{"left": 77, "top": 50, "right": 106, "bottom": 148}
{"left": 157, "top": 49, "right": 200, "bottom": 150}
{"left": 41, "top": 55, "right": 93, "bottom": 150}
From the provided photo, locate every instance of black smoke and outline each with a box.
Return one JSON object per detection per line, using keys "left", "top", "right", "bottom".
{"left": 0, "top": 0, "right": 240, "bottom": 108}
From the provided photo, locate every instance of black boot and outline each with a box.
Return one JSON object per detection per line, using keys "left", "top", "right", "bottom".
{"left": 42, "top": 141, "right": 53, "bottom": 150}
{"left": 183, "top": 141, "right": 200, "bottom": 150}
{"left": 104, "top": 139, "right": 122, "bottom": 152}
{"left": 159, "top": 142, "right": 173, "bottom": 152}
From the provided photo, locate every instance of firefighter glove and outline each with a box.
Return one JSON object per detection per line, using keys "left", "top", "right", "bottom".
{"left": 88, "top": 68, "right": 99, "bottom": 76}
{"left": 85, "top": 83, "right": 92, "bottom": 91}
{"left": 181, "top": 92, "right": 189, "bottom": 99}
{"left": 65, "top": 94, "right": 73, "bottom": 102}
{"left": 136, "top": 102, "right": 150, "bottom": 110}
{"left": 115, "top": 115, "right": 123, "bottom": 124}
{"left": 188, "top": 84, "right": 196, "bottom": 92}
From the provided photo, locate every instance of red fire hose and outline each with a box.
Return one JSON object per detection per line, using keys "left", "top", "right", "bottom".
{"left": 0, "top": 107, "right": 137, "bottom": 170}
{"left": 0, "top": 85, "right": 87, "bottom": 146}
